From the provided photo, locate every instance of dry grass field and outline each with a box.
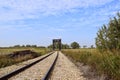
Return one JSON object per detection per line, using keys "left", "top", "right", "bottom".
{"left": 0, "top": 47, "right": 49, "bottom": 55}
{"left": 0, "top": 47, "right": 50, "bottom": 68}
{"left": 62, "top": 49, "right": 120, "bottom": 80}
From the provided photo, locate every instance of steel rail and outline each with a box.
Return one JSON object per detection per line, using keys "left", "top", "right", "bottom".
{"left": 0, "top": 52, "right": 54, "bottom": 80}
{"left": 42, "top": 51, "right": 59, "bottom": 80}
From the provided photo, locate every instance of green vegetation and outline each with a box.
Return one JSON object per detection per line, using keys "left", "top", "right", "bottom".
{"left": 62, "top": 13, "right": 120, "bottom": 80}
{"left": 71, "top": 42, "right": 80, "bottom": 49}
{"left": 0, "top": 47, "right": 48, "bottom": 55}
{"left": 62, "top": 44, "right": 70, "bottom": 49}
{"left": 48, "top": 44, "right": 70, "bottom": 49}
{"left": 62, "top": 49, "right": 120, "bottom": 80}
{"left": 48, "top": 41, "right": 81, "bottom": 49}
{"left": 96, "top": 13, "right": 120, "bottom": 53}
{"left": 0, "top": 47, "right": 50, "bottom": 68}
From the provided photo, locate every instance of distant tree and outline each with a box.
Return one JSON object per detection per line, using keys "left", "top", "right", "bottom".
{"left": 14, "top": 45, "right": 21, "bottom": 47}
{"left": 31, "top": 45, "right": 37, "bottom": 47}
{"left": 38, "top": 46, "right": 46, "bottom": 48}
{"left": 48, "top": 44, "right": 53, "bottom": 49}
{"left": 26, "top": 45, "right": 31, "bottom": 47}
{"left": 48, "top": 44, "right": 70, "bottom": 49}
{"left": 83, "top": 45, "right": 87, "bottom": 48}
{"left": 90, "top": 45, "right": 94, "bottom": 48}
{"left": 62, "top": 44, "right": 70, "bottom": 49}
{"left": 21, "top": 45, "right": 25, "bottom": 47}
{"left": 71, "top": 42, "right": 80, "bottom": 49}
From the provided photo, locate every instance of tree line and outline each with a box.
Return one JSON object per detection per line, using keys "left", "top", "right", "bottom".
{"left": 11, "top": 45, "right": 46, "bottom": 48}
{"left": 48, "top": 42, "right": 94, "bottom": 49}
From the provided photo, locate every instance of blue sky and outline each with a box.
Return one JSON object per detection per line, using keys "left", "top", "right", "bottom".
{"left": 0, "top": 0, "right": 120, "bottom": 47}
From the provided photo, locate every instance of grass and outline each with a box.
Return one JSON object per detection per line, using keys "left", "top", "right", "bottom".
{"left": 0, "top": 47, "right": 50, "bottom": 68}
{"left": 0, "top": 54, "right": 34, "bottom": 68}
{"left": 0, "top": 47, "right": 49, "bottom": 55}
{"left": 62, "top": 49, "right": 120, "bottom": 80}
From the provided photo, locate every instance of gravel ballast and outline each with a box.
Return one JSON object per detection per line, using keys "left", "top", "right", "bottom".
{"left": 8, "top": 52, "right": 57, "bottom": 80}
{"left": 50, "top": 51, "right": 86, "bottom": 80}
{"left": 0, "top": 52, "right": 53, "bottom": 78}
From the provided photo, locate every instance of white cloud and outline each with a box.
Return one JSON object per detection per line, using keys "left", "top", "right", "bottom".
{"left": 0, "top": 0, "right": 114, "bottom": 21}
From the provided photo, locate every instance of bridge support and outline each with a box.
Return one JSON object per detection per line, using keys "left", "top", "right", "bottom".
{"left": 53, "top": 39, "right": 61, "bottom": 50}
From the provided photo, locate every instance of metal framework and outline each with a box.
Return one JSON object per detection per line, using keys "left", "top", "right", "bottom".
{"left": 53, "top": 39, "right": 61, "bottom": 50}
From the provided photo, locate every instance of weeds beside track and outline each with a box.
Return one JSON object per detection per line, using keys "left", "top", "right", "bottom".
{"left": 0, "top": 47, "right": 50, "bottom": 68}
{"left": 62, "top": 49, "right": 120, "bottom": 80}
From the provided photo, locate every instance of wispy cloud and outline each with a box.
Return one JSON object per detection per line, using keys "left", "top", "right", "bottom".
{"left": 1, "top": 0, "right": 120, "bottom": 47}
{"left": 0, "top": 0, "right": 114, "bottom": 21}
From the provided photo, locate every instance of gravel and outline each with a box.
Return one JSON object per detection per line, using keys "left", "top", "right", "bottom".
{"left": 8, "top": 52, "right": 57, "bottom": 80}
{"left": 0, "top": 52, "right": 52, "bottom": 78}
{"left": 0, "top": 51, "right": 102, "bottom": 80}
{"left": 50, "top": 51, "right": 86, "bottom": 80}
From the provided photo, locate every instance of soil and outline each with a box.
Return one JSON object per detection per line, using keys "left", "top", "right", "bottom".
{"left": 67, "top": 56, "right": 107, "bottom": 80}
{"left": 7, "top": 50, "right": 39, "bottom": 58}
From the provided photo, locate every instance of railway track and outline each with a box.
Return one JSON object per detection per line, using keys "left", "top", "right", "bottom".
{"left": 0, "top": 51, "right": 59, "bottom": 80}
